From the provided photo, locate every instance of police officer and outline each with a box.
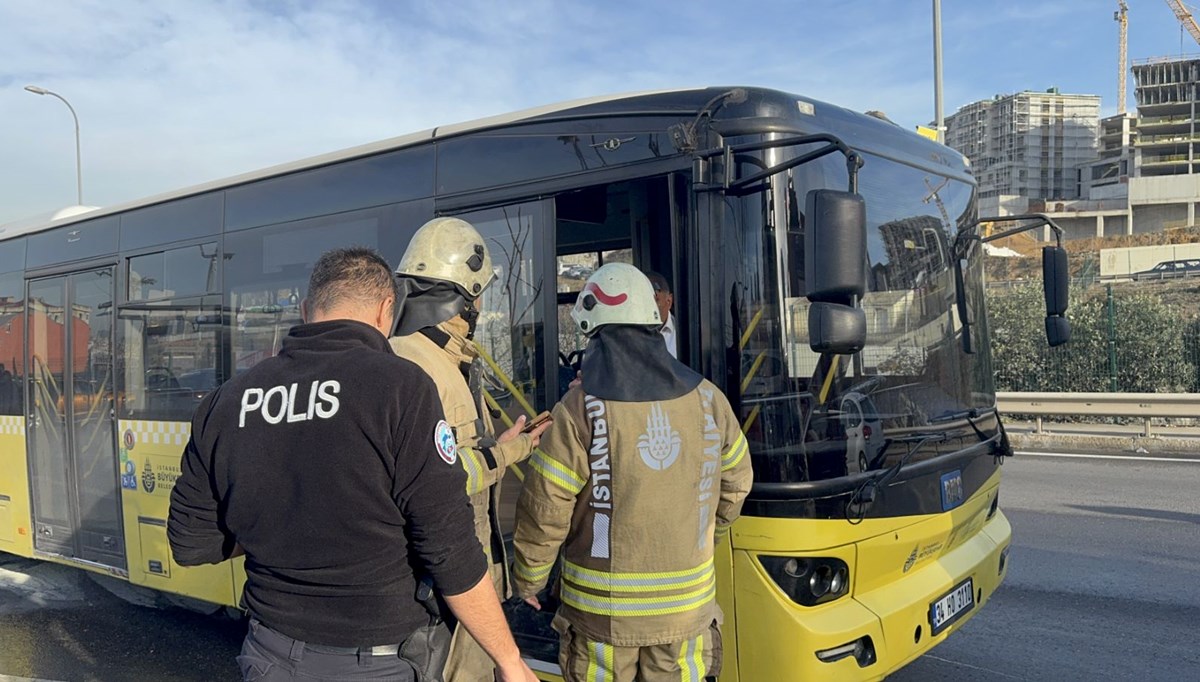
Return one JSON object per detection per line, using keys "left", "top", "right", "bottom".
{"left": 390, "top": 217, "right": 551, "bottom": 682}
{"left": 168, "top": 247, "right": 537, "bottom": 682}
{"left": 512, "top": 263, "right": 754, "bottom": 681}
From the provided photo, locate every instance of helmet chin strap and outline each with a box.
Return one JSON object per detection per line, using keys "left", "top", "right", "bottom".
{"left": 461, "top": 303, "right": 480, "bottom": 340}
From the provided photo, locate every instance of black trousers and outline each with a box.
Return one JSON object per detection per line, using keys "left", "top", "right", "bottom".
{"left": 239, "top": 619, "right": 418, "bottom": 681}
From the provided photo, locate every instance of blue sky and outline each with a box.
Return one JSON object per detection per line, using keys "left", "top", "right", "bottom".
{"left": 1, "top": 0, "right": 1196, "bottom": 224}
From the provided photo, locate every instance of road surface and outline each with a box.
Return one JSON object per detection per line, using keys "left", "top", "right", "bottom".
{"left": 2, "top": 452, "right": 1198, "bottom": 681}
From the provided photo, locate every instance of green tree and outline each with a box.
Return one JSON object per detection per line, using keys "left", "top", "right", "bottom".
{"left": 986, "top": 284, "right": 1047, "bottom": 392}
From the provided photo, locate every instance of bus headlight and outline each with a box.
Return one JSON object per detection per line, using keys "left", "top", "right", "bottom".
{"left": 759, "top": 556, "right": 851, "bottom": 606}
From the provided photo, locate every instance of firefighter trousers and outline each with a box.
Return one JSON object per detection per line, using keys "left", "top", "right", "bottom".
{"left": 443, "top": 563, "right": 504, "bottom": 682}
{"left": 553, "top": 615, "right": 722, "bottom": 682}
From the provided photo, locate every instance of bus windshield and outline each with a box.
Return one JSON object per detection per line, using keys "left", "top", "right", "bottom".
{"left": 730, "top": 146, "right": 995, "bottom": 485}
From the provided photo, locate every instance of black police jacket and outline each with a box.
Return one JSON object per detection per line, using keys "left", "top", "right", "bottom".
{"left": 168, "top": 319, "right": 486, "bottom": 647}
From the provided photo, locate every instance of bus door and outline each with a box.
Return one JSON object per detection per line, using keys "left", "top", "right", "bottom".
{"left": 552, "top": 174, "right": 688, "bottom": 392}
{"left": 24, "top": 266, "right": 125, "bottom": 570}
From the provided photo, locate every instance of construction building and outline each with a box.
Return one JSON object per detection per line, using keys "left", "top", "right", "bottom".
{"left": 1132, "top": 56, "right": 1200, "bottom": 176}
{"left": 1077, "top": 113, "right": 1136, "bottom": 198}
{"left": 943, "top": 89, "right": 1101, "bottom": 201}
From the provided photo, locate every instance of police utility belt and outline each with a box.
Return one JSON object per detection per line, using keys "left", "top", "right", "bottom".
{"left": 304, "top": 642, "right": 402, "bottom": 657}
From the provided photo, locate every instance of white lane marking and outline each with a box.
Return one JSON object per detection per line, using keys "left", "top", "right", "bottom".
{"left": 1014, "top": 451, "right": 1200, "bottom": 464}
{"left": 0, "top": 676, "right": 66, "bottom": 681}
{"left": 923, "top": 654, "right": 1028, "bottom": 680}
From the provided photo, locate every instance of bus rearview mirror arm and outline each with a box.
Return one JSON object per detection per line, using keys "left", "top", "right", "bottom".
{"left": 957, "top": 214, "right": 1070, "bottom": 347}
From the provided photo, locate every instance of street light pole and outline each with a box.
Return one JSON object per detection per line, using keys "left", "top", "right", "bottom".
{"left": 933, "top": 0, "right": 945, "bottom": 144}
{"left": 24, "top": 85, "right": 83, "bottom": 206}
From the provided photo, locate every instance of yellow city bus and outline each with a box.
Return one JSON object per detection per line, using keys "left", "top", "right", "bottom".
{"left": 0, "top": 87, "right": 1068, "bottom": 680}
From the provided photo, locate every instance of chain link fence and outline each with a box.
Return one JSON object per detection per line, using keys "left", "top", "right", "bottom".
{"left": 986, "top": 273, "right": 1200, "bottom": 394}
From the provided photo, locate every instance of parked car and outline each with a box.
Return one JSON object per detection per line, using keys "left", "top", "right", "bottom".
{"left": 1131, "top": 258, "right": 1200, "bottom": 281}
{"left": 841, "top": 391, "right": 886, "bottom": 474}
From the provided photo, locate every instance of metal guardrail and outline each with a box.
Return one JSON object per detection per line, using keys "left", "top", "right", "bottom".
{"left": 996, "top": 392, "right": 1200, "bottom": 437}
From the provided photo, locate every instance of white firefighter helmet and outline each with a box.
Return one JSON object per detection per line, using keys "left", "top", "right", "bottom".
{"left": 571, "top": 262, "right": 661, "bottom": 335}
{"left": 395, "top": 217, "right": 496, "bottom": 298}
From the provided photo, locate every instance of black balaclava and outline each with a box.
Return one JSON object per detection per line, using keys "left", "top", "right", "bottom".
{"left": 393, "top": 276, "right": 472, "bottom": 337}
{"left": 580, "top": 324, "right": 702, "bottom": 402}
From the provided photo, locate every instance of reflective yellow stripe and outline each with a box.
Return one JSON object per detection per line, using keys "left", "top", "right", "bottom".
{"left": 722, "top": 433, "right": 747, "bottom": 471}
{"left": 529, "top": 450, "right": 585, "bottom": 494}
{"left": 562, "top": 577, "right": 716, "bottom": 617}
{"left": 586, "top": 641, "right": 613, "bottom": 682}
{"left": 563, "top": 558, "right": 714, "bottom": 593}
{"left": 679, "top": 634, "right": 704, "bottom": 681}
{"left": 459, "top": 447, "right": 485, "bottom": 495}
{"left": 512, "top": 557, "right": 553, "bottom": 584}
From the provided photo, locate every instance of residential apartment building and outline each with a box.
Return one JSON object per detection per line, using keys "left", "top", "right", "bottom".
{"left": 943, "top": 89, "right": 1101, "bottom": 200}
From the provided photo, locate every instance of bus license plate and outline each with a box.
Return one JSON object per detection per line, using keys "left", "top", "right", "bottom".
{"left": 929, "top": 578, "right": 974, "bottom": 636}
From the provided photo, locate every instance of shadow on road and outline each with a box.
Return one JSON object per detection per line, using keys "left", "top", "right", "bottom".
{"left": 1066, "top": 504, "right": 1200, "bottom": 525}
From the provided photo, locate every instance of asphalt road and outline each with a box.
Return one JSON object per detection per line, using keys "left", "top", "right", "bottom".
{"left": 2, "top": 452, "right": 1198, "bottom": 681}
{"left": 890, "top": 452, "right": 1200, "bottom": 681}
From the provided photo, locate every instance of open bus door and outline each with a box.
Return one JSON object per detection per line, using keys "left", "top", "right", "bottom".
{"left": 444, "top": 173, "right": 691, "bottom": 676}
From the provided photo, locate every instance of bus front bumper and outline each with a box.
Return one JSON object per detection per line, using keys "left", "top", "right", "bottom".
{"left": 732, "top": 509, "right": 1011, "bottom": 681}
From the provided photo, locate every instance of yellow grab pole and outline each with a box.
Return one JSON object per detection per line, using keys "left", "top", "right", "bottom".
{"left": 818, "top": 355, "right": 840, "bottom": 405}
{"left": 474, "top": 342, "right": 537, "bottom": 418}
{"left": 741, "top": 351, "right": 767, "bottom": 394}
{"left": 739, "top": 308, "right": 764, "bottom": 351}
{"left": 741, "top": 404, "right": 761, "bottom": 434}
{"left": 482, "top": 388, "right": 526, "bottom": 483}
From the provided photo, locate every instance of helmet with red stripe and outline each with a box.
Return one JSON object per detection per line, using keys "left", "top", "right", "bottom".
{"left": 571, "top": 262, "right": 661, "bottom": 335}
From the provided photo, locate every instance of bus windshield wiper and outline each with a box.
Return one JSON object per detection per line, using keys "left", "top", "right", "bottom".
{"left": 930, "top": 407, "right": 996, "bottom": 444}
{"left": 846, "top": 432, "right": 949, "bottom": 524}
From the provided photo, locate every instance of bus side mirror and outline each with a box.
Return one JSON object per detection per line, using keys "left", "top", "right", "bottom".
{"left": 805, "top": 190, "right": 867, "bottom": 354}
{"left": 805, "top": 190, "right": 866, "bottom": 301}
{"left": 1042, "top": 246, "right": 1070, "bottom": 347}
{"left": 808, "top": 302, "right": 867, "bottom": 354}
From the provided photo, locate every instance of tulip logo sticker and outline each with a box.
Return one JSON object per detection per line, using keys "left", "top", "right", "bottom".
{"left": 637, "top": 402, "right": 681, "bottom": 471}
{"left": 142, "top": 460, "right": 156, "bottom": 493}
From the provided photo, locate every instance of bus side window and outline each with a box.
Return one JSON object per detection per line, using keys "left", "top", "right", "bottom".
{"left": 0, "top": 271, "right": 24, "bottom": 417}
{"left": 225, "top": 212, "right": 383, "bottom": 375}
{"left": 118, "top": 296, "right": 223, "bottom": 422}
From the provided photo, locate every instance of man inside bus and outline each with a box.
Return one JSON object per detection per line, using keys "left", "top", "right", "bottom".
{"left": 168, "top": 247, "right": 537, "bottom": 682}
{"left": 389, "top": 217, "right": 551, "bottom": 682}
{"left": 511, "top": 263, "right": 754, "bottom": 681}
{"left": 644, "top": 270, "right": 677, "bottom": 358}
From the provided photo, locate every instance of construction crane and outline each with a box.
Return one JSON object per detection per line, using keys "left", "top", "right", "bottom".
{"left": 1165, "top": 0, "right": 1200, "bottom": 48}
{"left": 923, "top": 177, "right": 952, "bottom": 230}
{"left": 1116, "top": 1, "right": 1128, "bottom": 114}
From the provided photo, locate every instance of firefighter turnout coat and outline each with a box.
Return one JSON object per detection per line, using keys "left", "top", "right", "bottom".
{"left": 512, "top": 380, "right": 754, "bottom": 646}
{"left": 389, "top": 323, "right": 534, "bottom": 581}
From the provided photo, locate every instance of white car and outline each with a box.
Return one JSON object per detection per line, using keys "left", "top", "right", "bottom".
{"left": 841, "top": 392, "right": 885, "bottom": 474}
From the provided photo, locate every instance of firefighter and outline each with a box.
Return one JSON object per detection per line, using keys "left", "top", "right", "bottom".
{"left": 512, "top": 263, "right": 754, "bottom": 682}
{"left": 390, "top": 217, "right": 552, "bottom": 682}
